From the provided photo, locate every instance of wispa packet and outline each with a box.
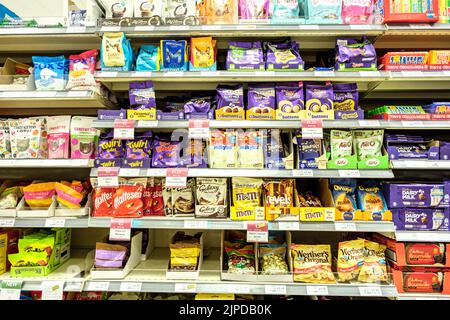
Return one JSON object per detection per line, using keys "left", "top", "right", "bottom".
{"left": 216, "top": 84, "right": 245, "bottom": 113}
{"left": 342, "top": 0, "right": 374, "bottom": 24}
{"left": 276, "top": 82, "right": 304, "bottom": 113}
{"left": 247, "top": 83, "right": 275, "bottom": 112}
{"left": 333, "top": 83, "right": 358, "bottom": 111}
{"left": 305, "top": 82, "right": 334, "bottom": 112}
{"left": 151, "top": 135, "right": 182, "bottom": 168}
{"left": 126, "top": 131, "right": 152, "bottom": 159}
{"left": 129, "top": 81, "right": 156, "bottom": 109}
{"left": 47, "top": 115, "right": 71, "bottom": 159}
{"left": 98, "top": 130, "right": 124, "bottom": 159}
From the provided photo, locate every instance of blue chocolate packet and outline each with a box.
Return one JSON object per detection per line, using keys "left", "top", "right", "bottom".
{"left": 161, "top": 40, "right": 188, "bottom": 71}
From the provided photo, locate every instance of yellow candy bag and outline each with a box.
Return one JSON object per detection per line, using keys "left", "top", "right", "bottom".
{"left": 337, "top": 239, "right": 365, "bottom": 282}
{"left": 358, "top": 240, "right": 389, "bottom": 283}
{"left": 55, "top": 182, "right": 84, "bottom": 209}
{"left": 23, "top": 182, "right": 56, "bottom": 208}
{"left": 291, "top": 244, "right": 336, "bottom": 284}
{"left": 232, "top": 177, "right": 263, "bottom": 207}
{"left": 102, "top": 32, "right": 126, "bottom": 67}
{"left": 190, "top": 37, "right": 215, "bottom": 68}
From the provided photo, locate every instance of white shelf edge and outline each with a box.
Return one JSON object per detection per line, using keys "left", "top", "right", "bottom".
{"left": 395, "top": 231, "right": 450, "bottom": 242}
{"left": 391, "top": 160, "right": 450, "bottom": 170}
{"left": 0, "top": 159, "right": 94, "bottom": 168}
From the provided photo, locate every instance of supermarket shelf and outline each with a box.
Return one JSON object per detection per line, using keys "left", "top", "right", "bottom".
{"left": 89, "top": 217, "right": 396, "bottom": 232}
{"left": 84, "top": 248, "right": 397, "bottom": 297}
{"left": 90, "top": 168, "right": 395, "bottom": 179}
{"left": 0, "top": 91, "right": 115, "bottom": 111}
{"left": 395, "top": 231, "right": 450, "bottom": 242}
{"left": 397, "top": 294, "right": 450, "bottom": 300}
{"left": 0, "top": 159, "right": 94, "bottom": 168}
{"left": 0, "top": 217, "right": 89, "bottom": 228}
{"left": 391, "top": 160, "right": 450, "bottom": 169}
{"left": 93, "top": 119, "right": 450, "bottom": 130}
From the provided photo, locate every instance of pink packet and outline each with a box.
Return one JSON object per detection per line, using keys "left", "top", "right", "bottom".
{"left": 342, "top": 0, "right": 374, "bottom": 24}
{"left": 47, "top": 116, "right": 71, "bottom": 159}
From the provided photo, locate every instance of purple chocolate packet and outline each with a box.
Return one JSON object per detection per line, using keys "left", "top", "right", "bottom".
{"left": 393, "top": 208, "right": 450, "bottom": 231}
{"left": 247, "top": 83, "right": 275, "bottom": 111}
{"left": 182, "top": 139, "right": 207, "bottom": 168}
{"left": 226, "top": 41, "right": 265, "bottom": 70}
{"left": 184, "top": 96, "right": 212, "bottom": 114}
{"left": 333, "top": 83, "right": 359, "bottom": 111}
{"left": 296, "top": 130, "right": 321, "bottom": 169}
{"left": 216, "top": 84, "right": 245, "bottom": 113}
{"left": 95, "top": 249, "right": 126, "bottom": 261}
{"left": 276, "top": 82, "right": 304, "bottom": 113}
{"left": 335, "top": 37, "right": 377, "bottom": 71}
{"left": 95, "top": 259, "right": 124, "bottom": 268}
{"left": 151, "top": 135, "right": 182, "bottom": 168}
{"left": 97, "top": 130, "right": 124, "bottom": 159}
{"left": 305, "top": 83, "right": 334, "bottom": 112}
{"left": 265, "top": 41, "right": 304, "bottom": 70}
{"left": 383, "top": 182, "right": 450, "bottom": 208}
{"left": 126, "top": 131, "right": 152, "bottom": 159}
{"left": 129, "top": 81, "right": 156, "bottom": 108}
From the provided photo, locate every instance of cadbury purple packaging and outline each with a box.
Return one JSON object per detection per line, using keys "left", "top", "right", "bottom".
{"left": 296, "top": 130, "right": 321, "bottom": 169}
{"left": 124, "top": 131, "right": 152, "bottom": 168}
{"left": 276, "top": 82, "right": 304, "bottom": 113}
{"left": 393, "top": 208, "right": 450, "bottom": 231}
{"left": 333, "top": 83, "right": 359, "bottom": 111}
{"left": 151, "top": 135, "right": 182, "bottom": 168}
{"left": 97, "top": 130, "right": 124, "bottom": 159}
{"left": 383, "top": 182, "right": 450, "bottom": 208}
{"left": 335, "top": 37, "right": 377, "bottom": 71}
{"left": 129, "top": 81, "right": 156, "bottom": 109}
{"left": 247, "top": 83, "right": 275, "bottom": 110}
{"left": 441, "top": 142, "right": 450, "bottom": 160}
{"left": 216, "top": 84, "right": 245, "bottom": 113}
{"left": 97, "top": 109, "right": 127, "bottom": 120}
{"left": 265, "top": 41, "right": 304, "bottom": 70}
{"left": 182, "top": 139, "right": 207, "bottom": 168}
{"left": 226, "top": 41, "right": 265, "bottom": 70}
{"left": 385, "top": 134, "right": 440, "bottom": 160}
{"left": 305, "top": 83, "right": 334, "bottom": 113}
{"left": 184, "top": 96, "right": 212, "bottom": 114}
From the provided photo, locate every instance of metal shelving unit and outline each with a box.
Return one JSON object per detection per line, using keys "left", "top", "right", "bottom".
{"left": 0, "top": 159, "right": 94, "bottom": 168}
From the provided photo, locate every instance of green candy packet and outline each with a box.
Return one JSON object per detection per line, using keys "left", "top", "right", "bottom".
{"left": 330, "top": 130, "right": 353, "bottom": 159}
{"left": 353, "top": 130, "right": 384, "bottom": 161}
{"left": 8, "top": 252, "right": 49, "bottom": 267}
{"left": 18, "top": 236, "right": 55, "bottom": 255}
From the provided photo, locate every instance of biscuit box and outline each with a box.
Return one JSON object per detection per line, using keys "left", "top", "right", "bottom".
{"left": 392, "top": 208, "right": 450, "bottom": 231}
{"left": 373, "top": 233, "right": 450, "bottom": 268}
{"left": 383, "top": 182, "right": 450, "bottom": 208}
{"left": 389, "top": 262, "right": 450, "bottom": 294}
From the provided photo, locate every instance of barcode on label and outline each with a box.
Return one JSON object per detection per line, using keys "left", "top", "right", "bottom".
{"left": 306, "top": 285, "right": 328, "bottom": 295}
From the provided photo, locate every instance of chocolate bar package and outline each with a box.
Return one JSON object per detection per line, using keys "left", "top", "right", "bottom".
{"left": 195, "top": 178, "right": 228, "bottom": 219}
{"left": 265, "top": 41, "right": 304, "bottom": 70}
{"left": 404, "top": 243, "right": 446, "bottom": 266}
{"left": 296, "top": 130, "right": 322, "bottom": 169}
{"left": 390, "top": 263, "right": 445, "bottom": 293}
{"left": 335, "top": 37, "right": 377, "bottom": 71}
{"left": 383, "top": 182, "right": 450, "bottom": 208}
{"left": 305, "top": 82, "right": 334, "bottom": 113}
{"left": 226, "top": 41, "right": 265, "bottom": 70}
{"left": 129, "top": 81, "right": 156, "bottom": 109}
{"left": 393, "top": 208, "right": 450, "bottom": 231}
{"left": 97, "top": 130, "right": 124, "bottom": 159}
{"left": 386, "top": 134, "right": 440, "bottom": 160}
{"left": 333, "top": 83, "right": 358, "bottom": 111}
{"left": 276, "top": 82, "right": 304, "bottom": 113}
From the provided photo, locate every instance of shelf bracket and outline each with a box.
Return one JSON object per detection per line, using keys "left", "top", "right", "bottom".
{"left": 362, "top": 81, "right": 384, "bottom": 99}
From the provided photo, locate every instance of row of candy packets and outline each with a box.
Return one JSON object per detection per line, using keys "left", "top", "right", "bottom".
{"left": 224, "top": 231, "right": 256, "bottom": 274}
{"left": 259, "top": 231, "right": 289, "bottom": 275}
{"left": 384, "top": 134, "right": 447, "bottom": 160}
{"left": 169, "top": 232, "right": 202, "bottom": 271}
{"left": 95, "top": 241, "right": 129, "bottom": 269}
{"left": 8, "top": 233, "right": 53, "bottom": 268}
{"left": 379, "top": 50, "right": 450, "bottom": 71}
{"left": 101, "top": 32, "right": 134, "bottom": 71}
{"left": 335, "top": 37, "right": 377, "bottom": 71}
{"left": 291, "top": 244, "right": 335, "bottom": 283}
{"left": 337, "top": 238, "right": 388, "bottom": 283}
{"left": 330, "top": 179, "right": 390, "bottom": 220}
{"left": 152, "top": 134, "right": 206, "bottom": 168}
{"left": 0, "top": 181, "right": 26, "bottom": 211}
{"left": 366, "top": 105, "right": 428, "bottom": 120}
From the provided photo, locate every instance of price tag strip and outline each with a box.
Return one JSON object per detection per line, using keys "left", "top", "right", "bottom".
{"left": 87, "top": 281, "right": 110, "bottom": 291}
{"left": 301, "top": 119, "right": 323, "bottom": 140}
{"left": 358, "top": 286, "right": 382, "bottom": 297}
{"left": 174, "top": 283, "right": 197, "bottom": 293}
{"left": 0, "top": 280, "right": 23, "bottom": 300}
{"left": 45, "top": 218, "right": 66, "bottom": 228}
{"left": 184, "top": 220, "right": 208, "bottom": 229}
{"left": 109, "top": 218, "right": 132, "bottom": 241}
{"left": 277, "top": 221, "right": 300, "bottom": 231}
{"left": 306, "top": 285, "right": 329, "bottom": 295}
{"left": 264, "top": 285, "right": 287, "bottom": 295}
{"left": 166, "top": 168, "right": 189, "bottom": 188}
{"left": 114, "top": 119, "right": 135, "bottom": 140}
{"left": 97, "top": 167, "right": 120, "bottom": 187}
{"left": 335, "top": 222, "right": 357, "bottom": 231}
{"left": 188, "top": 119, "right": 210, "bottom": 140}
{"left": 0, "top": 219, "right": 15, "bottom": 227}
{"left": 247, "top": 221, "right": 269, "bottom": 243}
{"left": 41, "top": 281, "right": 65, "bottom": 300}
{"left": 120, "top": 282, "right": 143, "bottom": 292}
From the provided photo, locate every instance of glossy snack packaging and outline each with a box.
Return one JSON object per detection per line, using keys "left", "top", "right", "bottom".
{"left": 335, "top": 37, "right": 377, "bottom": 71}
{"left": 113, "top": 178, "right": 146, "bottom": 218}
{"left": 32, "top": 55, "right": 68, "bottom": 91}
{"left": 66, "top": 49, "right": 98, "bottom": 90}
{"left": 136, "top": 45, "right": 161, "bottom": 71}
{"left": 291, "top": 244, "right": 336, "bottom": 283}
{"left": 342, "top": 0, "right": 374, "bottom": 24}
{"left": 306, "top": 0, "right": 342, "bottom": 24}
{"left": 70, "top": 116, "right": 99, "bottom": 159}
{"left": 46, "top": 116, "right": 71, "bottom": 159}
{"left": 337, "top": 239, "right": 365, "bottom": 282}
{"left": 23, "top": 182, "right": 56, "bottom": 208}
{"left": 358, "top": 240, "right": 388, "bottom": 283}
{"left": 206, "top": 0, "right": 239, "bottom": 24}
{"left": 333, "top": 83, "right": 358, "bottom": 111}
{"left": 160, "top": 40, "right": 188, "bottom": 71}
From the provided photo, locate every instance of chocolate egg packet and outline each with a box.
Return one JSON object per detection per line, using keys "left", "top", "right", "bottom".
{"left": 357, "top": 185, "right": 388, "bottom": 213}
{"left": 276, "top": 82, "right": 304, "bottom": 113}
{"left": 333, "top": 83, "right": 358, "bottom": 111}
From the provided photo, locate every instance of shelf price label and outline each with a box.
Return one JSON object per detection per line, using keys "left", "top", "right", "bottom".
{"left": 313, "top": 71, "right": 335, "bottom": 78}
{"left": 306, "top": 285, "right": 329, "bottom": 295}
{"left": 229, "top": 285, "right": 250, "bottom": 294}
{"left": 120, "top": 282, "right": 143, "bottom": 292}
{"left": 184, "top": 220, "right": 208, "bottom": 229}
{"left": 174, "top": 283, "right": 197, "bottom": 293}
{"left": 358, "top": 286, "right": 382, "bottom": 296}
{"left": 41, "top": 281, "right": 65, "bottom": 300}
{"left": 64, "top": 279, "right": 85, "bottom": 292}
{"left": 0, "top": 280, "right": 23, "bottom": 300}
{"left": 109, "top": 218, "right": 132, "bottom": 241}
{"left": 166, "top": 168, "right": 188, "bottom": 188}
{"left": 278, "top": 221, "right": 300, "bottom": 231}
{"left": 358, "top": 120, "right": 380, "bottom": 127}
{"left": 338, "top": 170, "right": 361, "bottom": 178}
{"left": 401, "top": 121, "right": 424, "bottom": 128}
{"left": 301, "top": 119, "right": 323, "bottom": 140}
{"left": 188, "top": 119, "right": 210, "bottom": 140}
{"left": 97, "top": 167, "right": 120, "bottom": 187}
{"left": 265, "top": 285, "right": 287, "bottom": 295}
{"left": 120, "top": 168, "right": 141, "bottom": 177}
{"left": 114, "top": 119, "right": 135, "bottom": 140}
{"left": 138, "top": 120, "right": 159, "bottom": 128}
{"left": 335, "top": 222, "right": 357, "bottom": 231}
{"left": 247, "top": 221, "right": 269, "bottom": 243}
{"left": 45, "top": 218, "right": 66, "bottom": 228}
{"left": 87, "top": 281, "right": 110, "bottom": 291}
{"left": 292, "top": 169, "right": 314, "bottom": 177}
{"left": 0, "top": 219, "right": 15, "bottom": 227}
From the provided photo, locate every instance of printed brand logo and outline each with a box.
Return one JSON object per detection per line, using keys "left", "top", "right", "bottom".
{"left": 336, "top": 158, "right": 349, "bottom": 166}
{"left": 367, "top": 159, "right": 380, "bottom": 166}
{"left": 95, "top": 192, "right": 112, "bottom": 208}
{"left": 114, "top": 191, "right": 142, "bottom": 208}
